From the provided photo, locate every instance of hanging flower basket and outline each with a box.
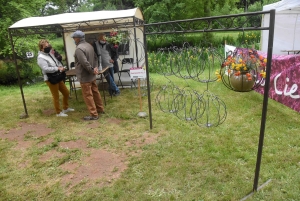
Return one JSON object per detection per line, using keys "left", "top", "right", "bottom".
{"left": 217, "top": 47, "right": 267, "bottom": 92}
{"left": 106, "top": 29, "right": 124, "bottom": 48}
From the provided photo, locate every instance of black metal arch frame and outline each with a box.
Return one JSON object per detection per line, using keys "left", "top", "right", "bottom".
{"left": 142, "top": 10, "right": 275, "bottom": 196}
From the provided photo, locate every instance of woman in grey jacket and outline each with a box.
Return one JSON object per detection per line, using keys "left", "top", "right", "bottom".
{"left": 37, "top": 39, "right": 74, "bottom": 117}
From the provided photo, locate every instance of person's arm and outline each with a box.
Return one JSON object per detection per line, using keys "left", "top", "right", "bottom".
{"left": 75, "top": 48, "right": 94, "bottom": 74}
{"left": 92, "top": 42, "right": 99, "bottom": 56}
{"left": 106, "top": 43, "right": 113, "bottom": 58}
{"left": 37, "top": 56, "right": 60, "bottom": 73}
{"left": 106, "top": 44, "right": 114, "bottom": 63}
{"left": 93, "top": 51, "right": 98, "bottom": 69}
{"left": 110, "top": 46, "right": 118, "bottom": 60}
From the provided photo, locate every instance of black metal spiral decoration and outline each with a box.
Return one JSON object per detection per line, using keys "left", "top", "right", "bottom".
{"left": 155, "top": 81, "right": 227, "bottom": 127}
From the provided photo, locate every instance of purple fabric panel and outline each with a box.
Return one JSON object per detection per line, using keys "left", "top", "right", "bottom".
{"left": 255, "top": 52, "right": 300, "bottom": 112}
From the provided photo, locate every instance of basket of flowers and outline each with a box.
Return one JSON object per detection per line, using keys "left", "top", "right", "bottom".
{"left": 217, "top": 47, "right": 267, "bottom": 92}
{"left": 106, "top": 29, "right": 124, "bottom": 48}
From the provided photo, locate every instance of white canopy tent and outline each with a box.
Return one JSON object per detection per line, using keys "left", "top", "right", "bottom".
{"left": 261, "top": 0, "right": 300, "bottom": 55}
{"left": 8, "top": 8, "right": 146, "bottom": 118}
{"left": 9, "top": 8, "right": 143, "bottom": 29}
{"left": 9, "top": 8, "right": 145, "bottom": 71}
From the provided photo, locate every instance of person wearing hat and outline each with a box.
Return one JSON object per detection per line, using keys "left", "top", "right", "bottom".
{"left": 72, "top": 30, "right": 105, "bottom": 120}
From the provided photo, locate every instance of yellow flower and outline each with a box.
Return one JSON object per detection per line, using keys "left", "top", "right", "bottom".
{"left": 215, "top": 70, "right": 221, "bottom": 81}
{"left": 260, "top": 70, "right": 266, "bottom": 78}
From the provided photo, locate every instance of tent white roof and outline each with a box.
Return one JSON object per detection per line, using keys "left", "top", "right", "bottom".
{"left": 263, "top": 0, "right": 300, "bottom": 13}
{"left": 261, "top": 0, "right": 300, "bottom": 55}
{"left": 9, "top": 8, "right": 143, "bottom": 30}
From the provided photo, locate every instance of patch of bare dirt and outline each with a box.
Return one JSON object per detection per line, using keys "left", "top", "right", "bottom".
{"left": 59, "top": 139, "right": 87, "bottom": 149}
{"left": 0, "top": 122, "right": 160, "bottom": 194}
{"left": 0, "top": 123, "right": 54, "bottom": 168}
{"left": 0, "top": 122, "right": 53, "bottom": 141}
{"left": 60, "top": 149, "right": 127, "bottom": 189}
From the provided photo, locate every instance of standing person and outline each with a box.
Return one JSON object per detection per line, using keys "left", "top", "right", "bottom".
{"left": 93, "top": 32, "right": 121, "bottom": 96}
{"left": 37, "top": 39, "right": 74, "bottom": 117}
{"left": 72, "top": 30, "right": 105, "bottom": 120}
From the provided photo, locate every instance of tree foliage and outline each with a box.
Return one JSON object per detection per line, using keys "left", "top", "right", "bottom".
{"left": 0, "top": 0, "right": 47, "bottom": 58}
{"left": 0, "top": 0, "right": 282, "bottom": 59}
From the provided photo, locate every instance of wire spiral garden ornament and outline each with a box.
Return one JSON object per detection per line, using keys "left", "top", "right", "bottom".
{"left": 153, "top": 41, "right": 228, "bottom": 127}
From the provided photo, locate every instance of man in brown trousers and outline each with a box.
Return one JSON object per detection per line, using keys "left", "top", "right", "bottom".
{"left": 72, "top": 30, "right": 105, "bottom": 120}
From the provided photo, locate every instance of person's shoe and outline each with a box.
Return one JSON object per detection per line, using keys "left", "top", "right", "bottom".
{"left": 57, "top": 112, "right": 68, "bottom": 117}
{"left": 83, "top": 116, "right": 99, "bottom": 120}
{"left": 62, "top": 108, "right": 75, "bottom": 113}
{"left": 113, "top": 91, "right": 121, "bottom": 96}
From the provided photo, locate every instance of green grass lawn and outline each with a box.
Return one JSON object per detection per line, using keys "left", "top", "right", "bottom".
{"left": 0, "top": 73, "right": 299, "bottom": 200}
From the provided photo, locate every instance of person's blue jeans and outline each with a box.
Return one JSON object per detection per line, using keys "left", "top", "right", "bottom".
{"left": 105, "top": 67, "right": 120, "bottom": 94}
{"left": 108, "top": 67, "right": 115, "bottom": 82}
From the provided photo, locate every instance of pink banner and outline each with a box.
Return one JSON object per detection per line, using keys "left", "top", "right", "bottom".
{"left": 255, "top": 52, "right": 300, "bottom": 112}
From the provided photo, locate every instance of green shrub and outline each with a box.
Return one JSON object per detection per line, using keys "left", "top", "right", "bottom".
{"left": 236, "top": 31, "right": 260, "bottom": 47}
{"left": 146, "top": 33, "right": 217, "bottom": 52}
{"left": 0, "top": 59, "right": 41, "bottom": 85}
{"left": 0, "top": 61, "right": 18, "bottom": 84}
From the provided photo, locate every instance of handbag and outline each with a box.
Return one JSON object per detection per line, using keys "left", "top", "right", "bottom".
{"left": 47, "top": 71, "right": 66, "bottom": 84}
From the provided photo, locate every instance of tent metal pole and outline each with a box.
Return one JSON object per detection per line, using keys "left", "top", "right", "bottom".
{"left": 143, "top": 28, "right": 153, "bottom": 129}
{"left": 133, "top": 17, "right": 139, "bottom": 67}
{"left": 8, "top": 29, "right": 29, "bottom": 118}
{"left": 252, "top": 9, "right": 275, "bottom": 192}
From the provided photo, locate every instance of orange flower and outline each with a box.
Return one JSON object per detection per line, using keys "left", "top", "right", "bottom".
{"left": 235, "top": 71, "right": 241, "bottom": 76}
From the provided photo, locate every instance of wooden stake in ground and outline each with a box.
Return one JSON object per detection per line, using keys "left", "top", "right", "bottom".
{"left": 137, "top": 78, "right": 147, "bottom": 118}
